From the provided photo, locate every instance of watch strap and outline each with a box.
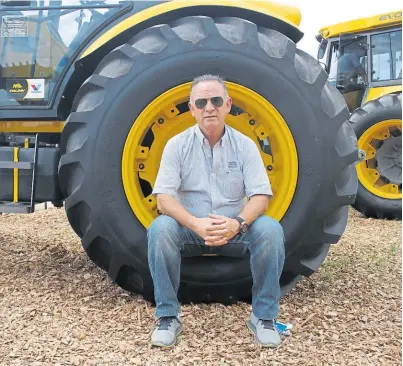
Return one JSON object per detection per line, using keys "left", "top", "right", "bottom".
{"left": 234, "top": 216, "right": 245, "bottom": 225}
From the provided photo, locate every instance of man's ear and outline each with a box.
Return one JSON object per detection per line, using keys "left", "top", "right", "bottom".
{"left": 188, "top": 101, "right": 195, "bottom": 117}
{"left": 226, "top": 97, "right": 233, "bottom": 113}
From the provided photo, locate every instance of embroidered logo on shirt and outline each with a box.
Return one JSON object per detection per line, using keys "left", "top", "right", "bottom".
{"left": 228, "top": 161, "right": 238, "bottom": 168}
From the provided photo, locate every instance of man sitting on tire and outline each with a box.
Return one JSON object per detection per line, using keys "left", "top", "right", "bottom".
{"left": 147, "top": 74, "right": 285, "bottom": 348}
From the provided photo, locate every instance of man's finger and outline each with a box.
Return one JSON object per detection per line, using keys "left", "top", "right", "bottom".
{"left": 210, "top": 218, "right": 226, "bottom": 225}
{"left": 204, "top": 234, "right": 224, "bottom": 241}
{"left": 205, "top": 230, "right": 228, "bottom": 239}
{"left": 205, "top": 239, "right": 228, "bottom": 246}
{"left": 206, "top": 224, "right": 226, "bottom": 231}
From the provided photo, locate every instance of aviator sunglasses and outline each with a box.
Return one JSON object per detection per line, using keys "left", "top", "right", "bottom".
{"left": 194, "top": 96, "right": 224, "bottom": 109}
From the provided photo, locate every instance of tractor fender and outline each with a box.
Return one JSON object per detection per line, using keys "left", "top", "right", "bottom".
{"left": 80, "top": 1, "right": 303, "bottom": 60}
{"left": 60, "top": 2, "right": 303, "bottom": 119}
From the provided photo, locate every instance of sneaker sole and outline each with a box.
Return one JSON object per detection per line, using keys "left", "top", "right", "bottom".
{"left": 247, "top": 321, "right": 280, "bottom": 348}
{"left": 151, "top": 329, "right": 183, "bottom": 348}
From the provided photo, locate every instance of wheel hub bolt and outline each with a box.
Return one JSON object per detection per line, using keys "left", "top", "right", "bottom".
{"left": 158, "top": 118, "right": 164, "bottom": 124}
{"left": 139, "top": 164, "right": 145, "bottom": 170}
{"left": 249, "top": 119, "right": 255, "bottom": 126}
{"left": 267, "top": 165, "right": 273, "bottom": 171}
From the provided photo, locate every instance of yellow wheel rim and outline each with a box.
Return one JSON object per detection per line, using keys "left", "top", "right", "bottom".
{"left": 122, "top": 82, "right": 298, "bottom": 228}
{"left": 357, "top": 119, "right": 402, "bottom": 199}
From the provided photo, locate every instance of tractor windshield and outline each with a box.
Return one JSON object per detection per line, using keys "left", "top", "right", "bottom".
{"left": 0, "top": 0, "right": 129, "bottom": 108}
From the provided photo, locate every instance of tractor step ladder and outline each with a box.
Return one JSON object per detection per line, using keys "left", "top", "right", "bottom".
{"left": 0, "top": 134, "right": 39, "bottom": 214}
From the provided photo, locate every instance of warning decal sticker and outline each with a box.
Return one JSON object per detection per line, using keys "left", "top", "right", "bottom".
{"left": 1, "top": 15, "right": 28, "bottom": 38}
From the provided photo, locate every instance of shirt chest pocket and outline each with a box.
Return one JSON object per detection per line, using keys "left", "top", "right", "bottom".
{"left": 181, "top": 169, "right": 205, "bottom": 192}
{"left": 218, "top": 169, "right": 245, "bottom": 201}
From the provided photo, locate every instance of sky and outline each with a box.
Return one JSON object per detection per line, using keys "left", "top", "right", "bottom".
{"left": 276, "top": 0, "right": 402, "bottom": 57}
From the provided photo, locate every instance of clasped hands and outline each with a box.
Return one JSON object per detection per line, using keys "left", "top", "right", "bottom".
{"left": 192, "top": 214, "right": 241, "bottom": 246}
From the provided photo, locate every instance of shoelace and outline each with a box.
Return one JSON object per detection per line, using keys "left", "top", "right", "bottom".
{"left": 157, "top": 316, "right": 176, "bottom": 330}
{"left": 260, "top": 319, "right": 276, "bottom": 330}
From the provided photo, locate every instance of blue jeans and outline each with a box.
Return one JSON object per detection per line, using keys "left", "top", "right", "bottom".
{"left": 147, "top": 215, "right": 285, "bottom": 320}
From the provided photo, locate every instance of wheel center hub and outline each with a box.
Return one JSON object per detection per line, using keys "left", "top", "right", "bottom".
{"left": 376, "top": 136, "right": 402, "bottom": 185}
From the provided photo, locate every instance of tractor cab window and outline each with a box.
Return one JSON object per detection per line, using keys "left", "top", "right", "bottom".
{"left": 328, "top": 36, "right": 368, "bottom": 91}
{"left": 371, "top": 30, "right": 402, "bottom": 82}
{"left": 0, "top": 1, "right": 127, "bottom": 108}
{"left": 328, "top": 35, "right": 368, "bottom": 112}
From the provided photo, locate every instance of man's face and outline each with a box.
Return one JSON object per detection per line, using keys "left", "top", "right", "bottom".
{"left": 188, "top": 80, "right": 232, "bottom": 133}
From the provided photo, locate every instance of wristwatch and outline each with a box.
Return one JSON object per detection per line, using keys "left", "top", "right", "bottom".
{"left": 235, "top": 216, "right": 249, "bottom": 234}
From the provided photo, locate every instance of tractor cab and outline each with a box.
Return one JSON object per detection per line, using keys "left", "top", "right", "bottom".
{"left": 0, "top": 0, "right": 132, "bottom": 110}
{"left": 317, "top": 11, "right": 402, "bottom": 112}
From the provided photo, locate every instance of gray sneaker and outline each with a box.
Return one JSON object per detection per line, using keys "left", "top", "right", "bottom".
{"left": 248, "top": 313, "right": 281, "bottom": 348}
{"left": 151, "top": 316, "right": 182, "bottom": 347}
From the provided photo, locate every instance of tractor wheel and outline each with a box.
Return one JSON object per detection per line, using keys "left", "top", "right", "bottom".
{"left": 58, "top": 16, "right": 358, "bottom": 304}
{"left": 350, "top": 93, "right": 402, "bottom": 220}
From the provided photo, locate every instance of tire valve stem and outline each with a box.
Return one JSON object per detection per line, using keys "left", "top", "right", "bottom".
{"left": 267, "top": 165, "right": 273, "bottom": 171}
{"left": 139, "top": 164, "right": 145, "bottom": 170}
{"left": 158, "top": 118, "right": 164, "bottom": 124}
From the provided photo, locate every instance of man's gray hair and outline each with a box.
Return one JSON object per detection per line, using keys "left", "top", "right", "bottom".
{"left": 190, "top": 74, "right": 229, "bottom": 99}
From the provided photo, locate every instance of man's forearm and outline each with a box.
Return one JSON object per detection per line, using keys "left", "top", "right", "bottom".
{"left": 156, "top": 194, "right": 196, "bottom": 230}
{"left": 238, "top": 195, "right": 269, "bottom": 225}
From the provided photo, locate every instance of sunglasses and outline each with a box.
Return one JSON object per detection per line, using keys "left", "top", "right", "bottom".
{"left": 194, "top": 96, "right": 224, "bottom": 109}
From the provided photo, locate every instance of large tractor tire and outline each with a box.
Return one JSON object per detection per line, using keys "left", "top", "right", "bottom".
{"left": 58, "top": 16, "right": 358, "bottom": 304}
{"left": 350, "top": 93, "right": 402, "bottom": 220}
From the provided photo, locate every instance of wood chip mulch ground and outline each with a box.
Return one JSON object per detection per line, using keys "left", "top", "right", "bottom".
{"left": 0, "top": 208, "right": 401, "bottom": 365}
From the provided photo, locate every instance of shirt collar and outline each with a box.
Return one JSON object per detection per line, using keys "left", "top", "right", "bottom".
{"left": 194, "top": 125, "right": 228, "bottom": 147}
{"left": 194, "top": 125, "right": 207, "bottom": 145}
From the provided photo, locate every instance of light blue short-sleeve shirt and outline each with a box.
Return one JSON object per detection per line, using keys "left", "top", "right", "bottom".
{"left": 152, "top": 124, "right": 273, "bottom": 218}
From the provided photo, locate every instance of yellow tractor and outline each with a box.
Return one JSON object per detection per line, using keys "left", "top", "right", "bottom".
{"left": 317, "top": 11, "right": 402, "bottom": 219}
{"left": 0, "top": 1, "right": 359, "bottom": 303}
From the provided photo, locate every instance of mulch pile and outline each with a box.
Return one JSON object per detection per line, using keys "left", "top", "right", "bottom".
{"left": 0, "top": 208, "right": 401, "bottom": 365}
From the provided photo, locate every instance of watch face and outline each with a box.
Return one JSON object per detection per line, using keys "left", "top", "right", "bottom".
{"left": 240, "top": 222, "right": 249, "bottom": 233}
